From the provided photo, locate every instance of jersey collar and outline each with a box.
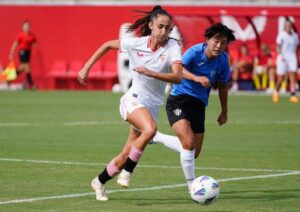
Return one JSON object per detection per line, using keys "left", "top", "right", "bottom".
{"left": 147, "top": 36, "right": 168, "bottom": 52}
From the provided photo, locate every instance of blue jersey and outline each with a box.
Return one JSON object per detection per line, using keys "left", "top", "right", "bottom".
{"left": 170, "top": 43, "right": 230, "bottom": 106}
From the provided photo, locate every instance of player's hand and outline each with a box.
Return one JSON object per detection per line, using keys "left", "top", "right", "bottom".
{"left": 134, "top": 66, "right": 153, "bottom": 77}
{"left": 195, "top": 76, "right": 211, "bottom": 88}
{"left": 78, "top": 68, "right": 88, "bottom": 85}
{"left": 217, "top": 112, "right": 227, "bottom": 126}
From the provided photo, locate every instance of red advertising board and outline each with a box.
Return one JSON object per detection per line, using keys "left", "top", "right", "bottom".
{"left": 0, "top": 5, "right": 299, "bottom": 89}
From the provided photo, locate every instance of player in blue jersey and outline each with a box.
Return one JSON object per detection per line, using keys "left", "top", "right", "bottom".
{"left": 152, "top": 23, "right": 236, "bottom": 195}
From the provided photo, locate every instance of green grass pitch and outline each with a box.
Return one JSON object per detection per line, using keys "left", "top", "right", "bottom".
{"left": 0, "top": 91, "right": 299, "bottom": 211}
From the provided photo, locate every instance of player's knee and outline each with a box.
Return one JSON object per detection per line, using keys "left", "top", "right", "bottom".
{"left": 142, "top": 123, "right": 157, "bottom": 140}
{"left": 181, "top": 141, "right": 194, "bottom": 150}
{"left": 180, "top": 134, "right": 194, "bottom": 150}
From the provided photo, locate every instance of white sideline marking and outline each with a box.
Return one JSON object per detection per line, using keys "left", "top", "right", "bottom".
{"left": 0, "top": 171, "right": 299, "bottom": 205}
{"left": 0, "top": 123, "right": 31, "bottom": 127}
{"left": 0, "top": 121, "right": 122, "bottom": 127}
{"left": 62, "top": 121, "right": 121, "bottom": 126}
{"left": 1, "top": 157, "right": 299, "bottom": 173}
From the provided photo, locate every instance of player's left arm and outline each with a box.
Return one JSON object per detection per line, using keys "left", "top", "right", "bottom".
{"left": 217, "top": 82, "right": 228, "bottom": 126}
{"left": 134, "top": 63, "right": 182, "bottom": 84}
{"left": 134, "top": 43, "right": 183, "bottom": 83}
{"left": 217, "top": 54, "right": 230, "bottom": 126}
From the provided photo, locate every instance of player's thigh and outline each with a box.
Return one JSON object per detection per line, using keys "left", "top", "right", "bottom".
{"left": 127, "top": 107, "right": 157, "bottom": 135}
{"left": 120, "top": 93, "right": 157, "bottom": 130}
{"left": 171, "top": 119, "right": 195, "bottom": 149}
{"left": 166, "top": 95, "right": 197, "bottom": 149}
{"left": 276, "top": 58, "right": 287, "bottom": 76}
{"left": 287, "top": 56, "right": 298, "bottom": 73}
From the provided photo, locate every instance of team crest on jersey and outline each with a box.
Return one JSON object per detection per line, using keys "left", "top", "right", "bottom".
{"left": 136, "top": 51, "right": 144, "bottom": 57}
{"left": 173, "top": 108, "right": 182, "bottom": 116}
{"left": 210, "top": 70, "right": 217, "bottom": 79}
{"left": 159, "top": 54, "right": 166, "bottom": 62}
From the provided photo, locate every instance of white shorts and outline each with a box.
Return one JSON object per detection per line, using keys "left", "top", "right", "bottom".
{"left": 276, "top": 55, "right": 298, "bottom": 75}
{"left": 119, "top": 92, "right": 160, "bottom": 123}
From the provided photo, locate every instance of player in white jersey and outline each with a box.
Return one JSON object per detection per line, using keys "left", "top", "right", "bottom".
{"left": 78, "top": 5, "right": 182, "bottom": 201}
{"left": 273, "top": 19, "right": 299, "bottom": 103}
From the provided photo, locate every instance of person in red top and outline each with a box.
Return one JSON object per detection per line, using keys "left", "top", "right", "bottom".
{"left": 253, "top": 43, "right": 274, "bottom": 91}
{"left": 231, "top": 43, "right": 254, "bottom": 91}
{"left": 9, "top": 20, "right": 37, "bottom": 89}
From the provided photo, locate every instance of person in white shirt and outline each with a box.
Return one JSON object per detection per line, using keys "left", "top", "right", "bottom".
{"left": 78, "top": 5, "right": 182, "bottom": 201}
{"left": 273, "top": 19, "right": 299, "bottom": 103}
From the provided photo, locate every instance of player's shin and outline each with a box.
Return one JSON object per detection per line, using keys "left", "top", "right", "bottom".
{"left": 98, "top": 159, "right": 120, "bottom": 184}
{"left": 118, "top": 146, "right": 143, "bottom": 188}
{"left": 180, "top": 148, "right": 195, "bottom": 191}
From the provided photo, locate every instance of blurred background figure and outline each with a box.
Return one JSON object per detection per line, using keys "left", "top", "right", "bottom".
{"left": 273, "top": 19, "right": 299, "bottom": 103}
{"left": 253, "top": 43, "right": 274, "bottom": 91}
{"left": 9, "top": 20, "right": 37, "bottom": 90}
{"left": 231, "top": 43, "right": 254, "bottom": 91}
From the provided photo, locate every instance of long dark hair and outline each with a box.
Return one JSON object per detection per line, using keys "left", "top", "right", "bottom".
{"left": 127, "top": 5, "right": 172, "bottom": 37}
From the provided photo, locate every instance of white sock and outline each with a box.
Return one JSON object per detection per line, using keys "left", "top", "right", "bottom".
{"left": 180, "top": 148, "right": 195, "bottom": 185}
{"left": 153, "top": 131, "right": 182, "bottom": 153}
{"left": 187, "top": 179, "right": 194, "bottom": 193}
{"left": 120, "top": 169, "right": 130, "bottom": 176}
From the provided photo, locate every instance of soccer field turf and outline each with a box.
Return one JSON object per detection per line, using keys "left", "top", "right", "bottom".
{"left": 0, "top": 91, "right": 299, "bottom": 211}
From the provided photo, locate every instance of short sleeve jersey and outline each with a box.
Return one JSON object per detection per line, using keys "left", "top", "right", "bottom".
{"left": 16, "top": 32, "right": 36, "bottom": 51}
{"left": 171, "top": 43, "right": 230, "bottom": 106}
{"left": 120, "top": 36, "right": 182, "bottom": 106}
{"left": 276, "top": 31, "right": 299, "bottom": 57}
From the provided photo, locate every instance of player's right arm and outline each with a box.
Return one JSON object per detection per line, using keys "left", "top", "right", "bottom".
{"left": 9, "top": 41, "right": 18, "bottom": 61}
{"left": 181, "top": 45, "right": 211, "bottom": 88}
{"left": 182, "top": 68, "right": 211, "bottom": 88}
{"left": 78, "top": 40, "right": 119, "bottom": 85}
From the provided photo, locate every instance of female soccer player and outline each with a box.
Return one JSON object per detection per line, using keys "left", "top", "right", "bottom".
{"left": 9, "top": 20, "right": 37, "bottom": 90}
{"left": 78, "top": 6, "right": 182, "bottom": 201}
{"left": 273, "top": 19, "right": 299, "bottom": 103}
{"left": 152, "top": 23, "right": 236, "bottom": 194}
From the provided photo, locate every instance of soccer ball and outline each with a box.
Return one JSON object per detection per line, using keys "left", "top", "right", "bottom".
{"left": 190, "top": 176, "right": 220, "bottom": 205}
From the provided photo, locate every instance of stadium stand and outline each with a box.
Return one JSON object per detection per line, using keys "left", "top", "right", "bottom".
{"left": 0, "top": 0, "right": 299, "bottom": 90}
{"left": 48, "top": 60, "right": 117, "bottom": 90}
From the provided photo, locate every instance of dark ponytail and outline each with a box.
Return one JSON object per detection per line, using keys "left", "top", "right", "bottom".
{"left": 127, "top": 5, "right": 172, "bottom": 37}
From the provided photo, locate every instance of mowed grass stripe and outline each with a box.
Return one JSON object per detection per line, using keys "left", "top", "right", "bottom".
{"left": 1, "top": 172, "right": 299, "bottom": 205}
{"left": 1, "top": 120, "right": 300, "bottom": 127}
{"left": 0, "top": 157, "right": 299, "bottom": 173}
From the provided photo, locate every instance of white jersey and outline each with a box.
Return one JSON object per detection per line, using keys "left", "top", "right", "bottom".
{"left": 276, "top": 31, "right": 299, "bottom": 58}
{"left": 120, "top": 36, "right": 182, "bottom": 106}
{"left": 276, "top": 31, "right": 299, "bottom": 73}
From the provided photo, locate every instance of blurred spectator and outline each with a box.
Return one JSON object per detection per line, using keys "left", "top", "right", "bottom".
{"left": 253, "top": 43, "right": 274, "bottom": 91}
{"left": 9, "top": 20, "right": 37, "bottom": 90}
{"left": 273, "top": 19, "right": 299, "bottom": 103}
{"left": 231, "top": 43, "right": 254, "bottom": 91}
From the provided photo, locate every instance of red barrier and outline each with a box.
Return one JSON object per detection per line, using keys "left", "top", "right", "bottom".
{"left": 0, "top": 5, "right": 299, "bottom": 90}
